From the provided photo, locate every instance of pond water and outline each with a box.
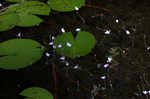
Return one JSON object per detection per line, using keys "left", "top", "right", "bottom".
{"left": 0, "top": 0, "right": 150, "bottom": 99}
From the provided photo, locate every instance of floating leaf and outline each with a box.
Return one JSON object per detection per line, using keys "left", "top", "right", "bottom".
{"left": 54, "top": 31, "right": 96, "bottom": 58}
{"left": 0, "top": 13, "right": 18, "bottom": 31}
{"left": 17, "top": 13, "right": 43, "bottom": 27}
{"left": 0, "top": 39, "right": 45, "bottom": 70}
{"left": 0, "top": 1, "right": 50, "bottom": 31}
{"left": 20, "top": 87, "right": 53, "bottom": 99}
{"left": 48, "top": 0, "right": 85, "bottom": 12}
{"left": 6, "top": 0, "right": 34, "bottom": 3}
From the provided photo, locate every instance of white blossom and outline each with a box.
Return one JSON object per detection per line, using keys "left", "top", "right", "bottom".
{"left": 58, "top": 44, "right": 62, "bottom": 48}
{"left": 59, "top": 56, "right": 65, "bottom": 60}
{"left": 66, "top": 42, "right": 72, "bottom": 47}
{"left": 61, "top": 28, "right": 65, "bottom": 33}
{"left": 104, "top": 30, "right": 111, "bottom": 35}
{"left": 125, "top": 30, "right": 130, "bottom": 35}
{"left": 75, "top": 28, "right": 81, "bottom": 32}
{"left": 74, "top": 6, "right": 79, "bottom": 11}
{"left": 45, "top": 52, "right": 50, "bottom": 57}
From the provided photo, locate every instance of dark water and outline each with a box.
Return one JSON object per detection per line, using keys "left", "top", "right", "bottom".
{"left": 0, "top": 0, "right": 150, "bottom": 99}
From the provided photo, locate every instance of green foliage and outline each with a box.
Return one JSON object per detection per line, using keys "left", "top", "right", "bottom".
{"left": 6, "top": 0, "right": 34, "bottom": 2}
{"left": 48, "top": 0, "right": 85, "bottom": 12}
{"left": 20, "top": 87, "right": 53, "bottom": 99}
{"left": 0, "top": 13, "right": 18, "bottom": 31}
{"left": 54, "top": 31, "right": 96, "bottom": 58}
{"left": 0, "top": 1, "right": 50, "bottom": 31}
{"left": 0, "top": 39, "right": 45, "bottom": 70}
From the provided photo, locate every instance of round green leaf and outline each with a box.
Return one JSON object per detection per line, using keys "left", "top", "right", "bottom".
{"left": 0, "top": 39, "right": 45, "bottom": 70}
{"left": 20, "top": 87, "right": 53, "bottom": 99}
{"left": 48, "top": 0, "right": 85, "bottom": 12}
{"left": 54, "top": 31, "right": 96, "bottom": 58}
{"left": 0, "top": 13, "right": 18, "bottom": 31}
{"left": 17, "top": 13, "right": 43, "bottom": 27}
{"left": 75, "top": 31, "right": 96, "bottom": 56}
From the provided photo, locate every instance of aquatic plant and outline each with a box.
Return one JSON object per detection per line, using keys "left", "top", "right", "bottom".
{"left": 54, "top": 31, "right": 96, "bottom": 58}
{"left": 0, "top": 0, "right": 85, "bottom": 31}
{"left": 47, "top": 0, "right": 85, "bottom": 12}
{"left": 20, "top": 87, "right": 53, "bottom": 99}
{"left": 0, "top": 1, "right": 50, "bottom": 31}
{"left": 0, "top": 39, "right": 45, "bottom": 69}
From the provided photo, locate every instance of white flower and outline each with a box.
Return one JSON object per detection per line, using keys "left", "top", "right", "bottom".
{"left": 107, "top": 57, "right": 112, "bottom": 63}
{"left": 75, "top": 28, "right": 81, "bottom": 32}
{"left": 45, "top": 52, "right": 50, "bottom": 57}
{"left": 61, "top": 28, "right": 65, "bottom": 33}
{"left": 58, "top": 44, "right": 62, "bottom": 48}
{"left": 66, "top": 42, "right": 72, "bottom": 47}
{"left": 74, "top": 6, "right": 79, "bottom": 11}
{"left": 104, "top": 30, "right": 111, "bottom": 35}
{"left": 100, "top": 75, "right": 106, "bottom": 79}
{"left": 125, "top": 30, "right": 130, "bottom": 35}
{"left": 115, "top": 19, "right": 119, "bottom": 23}
{"left": 59, "top": 56, "right": 65, "bottom": 60}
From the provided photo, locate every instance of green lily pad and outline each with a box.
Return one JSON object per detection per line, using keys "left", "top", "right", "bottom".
{"left": 54, "top": 31, "right": 96, "bottom": 58}
{"left": 0, "top": 1, "right": 50, "bottom": 31}
{"left": 6, "top": 0, "right": 19, "bottom": 2}
{"left": 20, "top": 87, "right": 53, "bottom": 99}
{"left": 0, "top": 39, "right": 45, "bottom": 70}
{"left": 0, "top": 13, "right": 18, "bottom": 31}
{"left": 48, "top": 0, "right": 85, "bottom": 12}
{"left": 6, "top": 0, "right": 35, "bottom": 3}
{"left": 17, "top": 13, "right": 43, "bottom": 27}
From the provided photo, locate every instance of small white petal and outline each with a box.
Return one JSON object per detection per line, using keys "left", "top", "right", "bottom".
{"left": 66, "top": 42, "right": 72, "bottom": 47}
{"left": 147, "top": 46, "right": 150, "bottom": 50}
{"left": 74, "top": 6, "right": 79, "bottom": 11}
{"left": 53, "top": 45, "right": 56, "bottom": 48}
{"left": 75, "top": 28, "right": 81, "bottom": 32}
{"left": 59, "top": 56, "right": 65, "bottom": 60}
{"left": 115, "top": 19, "right": 119, "bottom": 23}
{"left": 125, "top": 30, "right": 130, "bottom": 35}
{"left": 0, "top": 3, "right": 2, "bottom": 7}
{"left": 142, "top": 90, "right": 148, "bottom": 95}
{"left": 17, "top": 32, "right": 22, "bottom": 37}
{"left": 100, "top": 75, "right": 106, "bottom": 80}
{"left": 49, "top": 42, "right": 53, "bottom": 45}
{"left": 52, "top": 36, "right": 55, "bottom": 40}
{"left": 65, "top": 62, "right": 69, "bottom": 66}
{"left": 58, "top": 44, "right": 62, "bottom": 48}
{"left": 107, "top": 57, "right": 112, "bottom": 63}
{"left": 104, "top": 30, "right": 111, "bottom": 35}
{"left": 61, "top": 28, "right": 65, "bottom": 33}
{"left": 148, "top": 90, "right": 150, "bottom": 94}
{"left": 104, "top": 64, "right": 109, "bottom": 68}
{"left": 73, "top": 65, "right": 79, "bottom": 69}
{"left": 45, "top": 52, "right": 50, "bottom": 57}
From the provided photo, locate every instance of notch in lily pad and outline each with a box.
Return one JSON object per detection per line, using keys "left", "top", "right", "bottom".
{"left": 54, "top": 31, "right": 96, "bottom": 58}
{"left": 20, "top": 87, "right": 53, "bottom": 99}
{"left": 0, "top": 39, "right": 45, "bottom": 70}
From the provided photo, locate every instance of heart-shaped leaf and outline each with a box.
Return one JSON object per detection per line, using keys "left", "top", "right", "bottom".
{"left": 48, "top": 0, "right": 85, "bottom": 12}
{"left": 0, "top": 39, "right": 45, "bottom": 70}
{"left": 20, "top": 87, "right": 53, "bottom": 99}
{"left": 54, "top": 31, "right": 96, "bottom": 58}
